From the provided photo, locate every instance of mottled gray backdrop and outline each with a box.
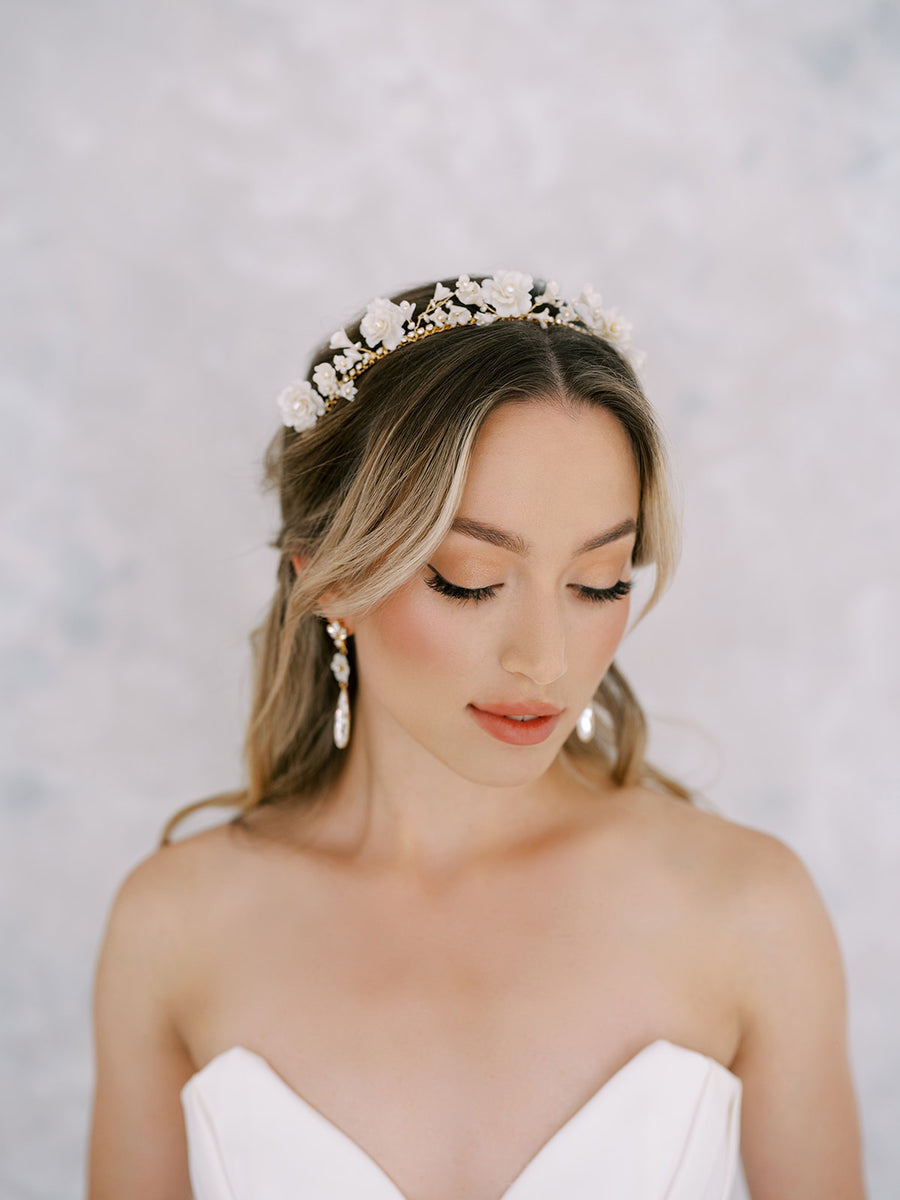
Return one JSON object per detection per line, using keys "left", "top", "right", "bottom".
{"left": 2, "top": 1, "right": 898, "bottom": 1197}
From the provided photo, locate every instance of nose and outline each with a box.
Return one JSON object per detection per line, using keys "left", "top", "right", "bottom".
{"left": 498, "top": 590, "right": 568, "bottom": 687}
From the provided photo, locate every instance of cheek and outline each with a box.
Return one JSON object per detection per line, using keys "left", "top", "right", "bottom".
{"left": 584, "top": 598, "right": 631, "bottom": 674}
{"left": 366, "top": 585, "right": 481, "bottom": 681}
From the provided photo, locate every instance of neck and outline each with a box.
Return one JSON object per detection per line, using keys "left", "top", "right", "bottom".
{"left": 288, "top": 697, "right": 608, "bottom": 884}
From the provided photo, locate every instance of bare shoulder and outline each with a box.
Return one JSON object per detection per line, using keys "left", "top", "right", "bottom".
{"left": 643, "top": 794, "right": 865, "bottom": 1198}
{"left": 640, "top": 790, "right": 845, "bottom": 991}
{"left": 628, "top": 790, "right": 866, "bottom": 1195}
{"left": 660, "top": 798, "right": 845, "bottom": 978}
{"left": 625, "top": 784, "right": 803, "bottom": 897}
{"left": 92, "top": 819, "right": 244, "bottom": 1068}
{"left": 88, "top": 821, "right": 243, "bottom": 1200}
{"left": 97, "top": 827, "right": 214, "bottom": 974}
{"left": 138, "top": 813, "right": 241, "bottom": 891}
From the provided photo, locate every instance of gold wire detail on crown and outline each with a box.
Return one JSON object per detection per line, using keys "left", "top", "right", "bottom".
{"left": 277, "top": 270, "right": 640, "bottom": 433}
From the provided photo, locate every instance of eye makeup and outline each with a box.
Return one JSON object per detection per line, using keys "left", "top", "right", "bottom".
{"left": 424, "top": 566, "right": 632, "bottom": 606}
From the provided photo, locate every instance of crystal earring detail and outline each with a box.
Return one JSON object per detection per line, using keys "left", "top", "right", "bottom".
{"left": 575, "top": 701, "right": 596, "bottom": 743}
{"left": 326, "top": 619, "right": 351, "bottom": 748}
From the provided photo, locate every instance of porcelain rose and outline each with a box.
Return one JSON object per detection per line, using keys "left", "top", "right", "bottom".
{"left": 360, "top": 297, "right": 415, "bottom": 351}
{"left": 479, "top": 270, "right": 534, "bottom": 317}
{"left": 277, "top": 381, "right": 326, "bottom": 432}
{"left": 573, "top": 285, "right": 607, "bottom": 332}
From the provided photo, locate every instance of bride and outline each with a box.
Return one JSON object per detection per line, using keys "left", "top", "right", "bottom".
{"left": 88, "top": 272, "right": 866, "bottom": 1199}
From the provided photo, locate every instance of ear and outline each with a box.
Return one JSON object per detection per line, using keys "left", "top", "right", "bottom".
{"left": 292, "top": 554, "right": 355, "bottom": 636}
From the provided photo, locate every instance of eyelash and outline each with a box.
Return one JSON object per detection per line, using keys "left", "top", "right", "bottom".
{"left": 424, "top": 569, "right": 632, "bottom": 606}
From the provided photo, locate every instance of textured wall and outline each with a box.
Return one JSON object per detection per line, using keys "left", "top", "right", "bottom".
{"left": 2, "top": 2, "right": 898, "bottom": 1196}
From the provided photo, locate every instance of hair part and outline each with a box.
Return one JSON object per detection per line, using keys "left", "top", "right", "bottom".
{"left": 159, "top": 277, "right": 687, "bottom": 846}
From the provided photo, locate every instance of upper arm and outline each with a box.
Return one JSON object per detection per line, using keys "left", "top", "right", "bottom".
{"left": 88, "top": 850, "right": 196, "bottom": 1200}
{"left": 730, "top": 834, "right": 867, "bottom": 1200}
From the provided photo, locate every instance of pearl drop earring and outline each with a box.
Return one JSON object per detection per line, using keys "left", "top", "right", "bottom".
{"left": 325, "top": 619, "right": 351, "bottom": 748}
{"left": 575, "top": 702, "right": 596, "bottom": 743}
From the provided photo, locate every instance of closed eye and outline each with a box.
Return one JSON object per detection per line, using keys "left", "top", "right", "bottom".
{"left": 425, "top": 569, "right": 497, "bottom": 603}
{"left": 572, "top": 579, "right": 632, "bottom": 603}
{"left": 424, "top": 568, "right": 632, "bottom": 605}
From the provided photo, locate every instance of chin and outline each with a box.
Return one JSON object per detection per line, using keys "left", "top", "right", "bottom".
{"left": 437, "top": 742, "right": 562, "bottom": 789}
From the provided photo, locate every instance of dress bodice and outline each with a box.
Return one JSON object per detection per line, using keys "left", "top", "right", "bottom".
{"left": 181, "top": 1038, "right": 742, "bottom": 1199}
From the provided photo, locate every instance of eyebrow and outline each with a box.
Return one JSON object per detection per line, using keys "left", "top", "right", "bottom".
{"left": 449, "top": 516, "right": 638, "bottom": 558}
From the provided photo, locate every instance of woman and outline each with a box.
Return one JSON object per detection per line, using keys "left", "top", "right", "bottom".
{"left": 89, "top": 272, "right": 866, "bottom": 1199}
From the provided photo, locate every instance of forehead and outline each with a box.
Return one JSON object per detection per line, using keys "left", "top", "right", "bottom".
{"left": 458, "top": 400, "right": 640, "bottom": 536}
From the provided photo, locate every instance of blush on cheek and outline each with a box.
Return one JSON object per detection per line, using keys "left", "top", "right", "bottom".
{"left": 370, "top": 586, "right": 475, "bottom": 676}
{"left": 590, "top": 599, "right": 631, "bottom": 676}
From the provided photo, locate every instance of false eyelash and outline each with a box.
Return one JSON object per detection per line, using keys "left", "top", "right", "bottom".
{"left": 572, "top": 579, "right": 632, "bottom": 603}
{"left": 424, "top": 570, "right": 632, "bottom": 605}
{"left": 425, "top": 570, "right": 498, "bottom": 603}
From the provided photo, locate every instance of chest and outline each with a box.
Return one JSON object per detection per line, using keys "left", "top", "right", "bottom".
{"left": 176, "top": 848, "right": 740, "bottom": 1200}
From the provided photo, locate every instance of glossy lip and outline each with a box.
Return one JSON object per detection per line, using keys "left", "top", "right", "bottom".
{"left": 472, "top": 701, "right": 563, "bottom": 717}
{"left": 468, "top": 704, "right": 563, "bottom": 746}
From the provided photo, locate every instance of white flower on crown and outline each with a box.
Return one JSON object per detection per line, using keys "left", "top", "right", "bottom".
{"left": 480, "top": 270, "right": 534, "bottom": 317}
{"left": 455, "top": 275, "right": 482, "bottom": 306}
{"left": 573, "top": 285, "right": 607, "bottom": 333}
{"left": 312, "top": 362, "right": 340, "bottom": 397}
{"left": 446, "top": 304, "right": 472, "bottom": 327}
{"left": 277, "top": 380, "right": 326, "bottom": 431}
{"left": 603, "top": 308, "right": 633, "bottom": 348}
{"left": 330, "top": 330, "right": 364, "bottom": 368}
{"left": 360, "top": 297, "right": 415, "bottom": 351}
{"left": 535, "top": 281, "right": 561, "bottom": 306}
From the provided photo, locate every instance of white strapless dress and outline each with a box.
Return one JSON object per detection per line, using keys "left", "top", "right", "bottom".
{"left": 181, "top": 1039, "right": 743, "bottom": 1199}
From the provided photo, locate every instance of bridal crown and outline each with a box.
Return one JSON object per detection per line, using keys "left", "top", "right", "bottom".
{"left": 277, "top": 270, "right": 638, "bottom": 433}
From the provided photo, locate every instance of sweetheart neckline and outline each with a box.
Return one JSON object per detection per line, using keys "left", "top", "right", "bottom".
{"left": 182, "top": 1039, "right": 741, "bottom": 1200}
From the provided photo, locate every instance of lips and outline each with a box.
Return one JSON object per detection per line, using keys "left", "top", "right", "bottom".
{"left": 471, "top": 701, "right": 563, "bottom": 718}
{"left": 468, "top": 703, "right": 563, "bottom": 746}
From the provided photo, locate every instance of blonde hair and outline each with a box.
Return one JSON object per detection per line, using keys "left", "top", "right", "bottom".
{"left": 160, "top": 276, "right": 687, "bottom": 845}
